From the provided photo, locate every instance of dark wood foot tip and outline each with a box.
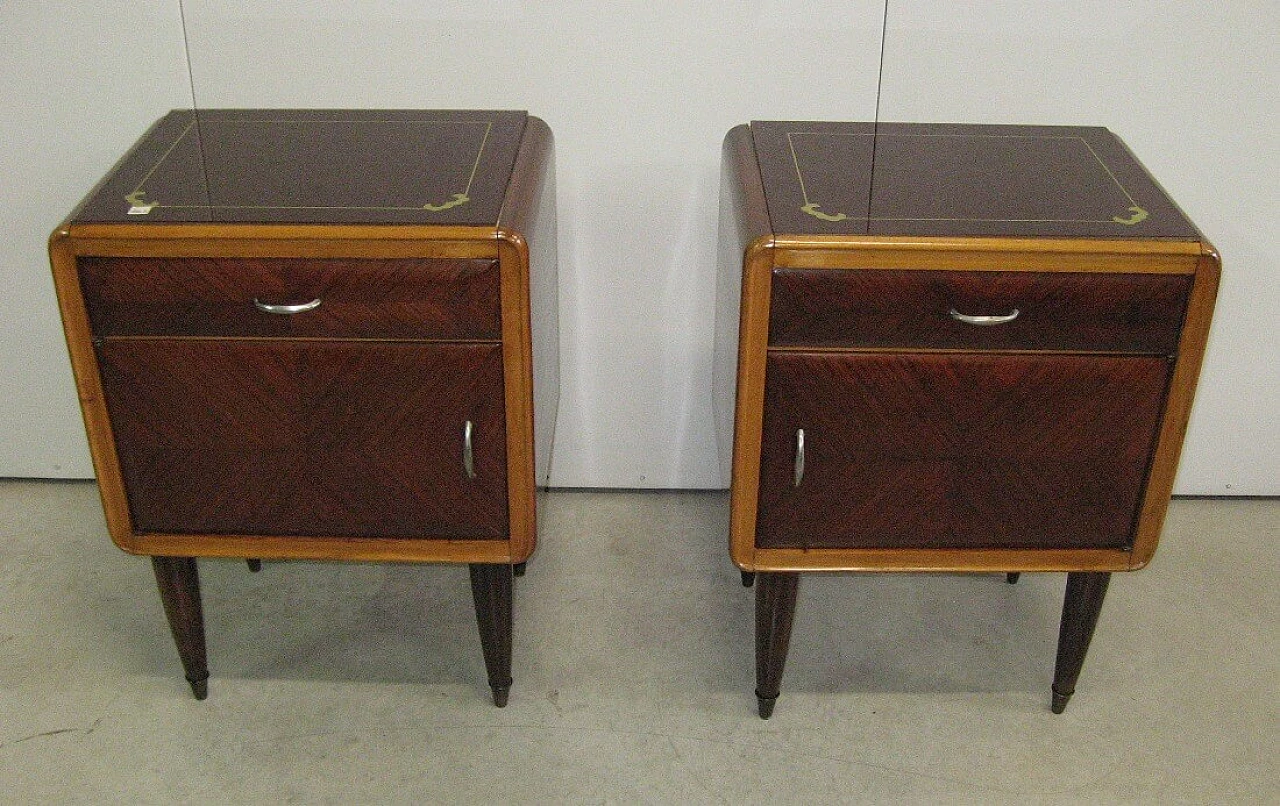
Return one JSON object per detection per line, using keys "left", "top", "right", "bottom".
{"left": 513, "top": 563, "right": 526, "bottom": 578}
{"left": 492, "top": 686, "right": 510, "bottom": 708}
{"left": 741, "top": 571, "right": 756, "bottom": 588}
{"left": 189, "top": 677, "right": 209, "bottom": 700}
{"left": 246, "top": 559, "right": 262, "bottom": 573}
{"left": 757, "top": 695, "right": 777, "bottom": 719}
{"left": 752, "top": 690, "right": 773, "bottom": 721}
{"left": 1006, "top": 572, "right": 1020, "bottom": 584}
{"left": 1051, "top": 689, "right": 1071, "bottom": 714}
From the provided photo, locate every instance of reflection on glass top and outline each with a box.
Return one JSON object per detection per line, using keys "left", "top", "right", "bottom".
{"left": 750, "top": 121, "right": 1199, "bottom": 239}
{"left": 75, "top": 109, "right": 528, "bottom": 225}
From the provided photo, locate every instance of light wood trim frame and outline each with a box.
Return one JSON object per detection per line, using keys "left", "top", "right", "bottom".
{"left": 1127, "top": 244, "right": 1221, "bottom": 568}
{"left": 774, "top": 236, "right": 1201, "bottom": 274}
{"left": 750, "top": 547, "right": 1130, "bottom": 573}
{"left": 727, "top": 237, "right": 775, "bottom": 570}
{"left": 496, "top": 236, "right": 537, "bottom": 563}
{"left": 49, "top": 222, "right": 538, "bottom": 565}
{"left": 49, "top": 229, "right": 132, "bottom": 547}
{"left": 730, "top": 236, "right": 1219, "bottom": 574}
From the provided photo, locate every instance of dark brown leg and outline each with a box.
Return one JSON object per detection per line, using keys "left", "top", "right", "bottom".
{"left": 246, "top": 559, "right": 262, "bottom": 573}
{"left": 1006, "top": 572, "right": 1021, "bottom": 584}
{"left": 469, "top": 563, "right": 513, "bottom": 707}
{"left": 513, "top": 562, "right": 527, "bottom": 578}
{"left": 151, "top": 556, "right": 209, "bottom": 700}
{"left": 741, "top": 570, "right": 756, "bottom": 588}
{"left": 755, "top": 572, "right": 800, "bottom": 719}
{"left": 1051, "top": 571, "right": 1111, "bottom": 713}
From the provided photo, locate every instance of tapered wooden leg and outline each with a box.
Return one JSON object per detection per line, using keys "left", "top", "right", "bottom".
{"left": 755, "top": 572, "right": 800, "bottom": 719}
{"left": 246, "top": 559, "right": 262, "bottom": 573}
{"left": 469, "top": 563, "right": 513, "bottom": 707}
{"left": 1051, "top": 571, "right": 1111, "bottom": 713}
{"left": 151, "top": 556, "right": 209, "bottom": 700}
{"left": 741, "top": 570, "right": 756, "bottom": 588}
{"left": 1006, "top": 572, "right": 1021, "bottom": 584}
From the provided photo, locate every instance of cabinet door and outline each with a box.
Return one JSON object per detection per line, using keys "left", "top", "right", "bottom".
{"left": 97, "top": 340, "right": 508, "bottom": 539}
{"left": 756, "top": 352, "right": 1170, "bottom": 550}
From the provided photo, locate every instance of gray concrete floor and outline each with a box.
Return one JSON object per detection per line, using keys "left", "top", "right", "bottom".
{"left": 0, "top": 481, "right": 1276, "bottom": 803}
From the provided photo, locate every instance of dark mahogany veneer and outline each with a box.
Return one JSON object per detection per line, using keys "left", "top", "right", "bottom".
{"left": 51, "top": 110, "right": 558, "bottom": 707}
{"left": 716, "top": 121, "right": 1219, "bottom": 718}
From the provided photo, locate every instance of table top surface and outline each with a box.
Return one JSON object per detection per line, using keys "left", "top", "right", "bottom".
{"left": 72, "top": 109, "right": 529, "bottom": 226}
{"left": 749, "top": 121, "right": 1200, "bottom": 240}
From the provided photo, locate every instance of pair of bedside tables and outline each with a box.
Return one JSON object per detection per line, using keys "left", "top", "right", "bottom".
{"left": 50, "top": 110, "right": 1217, "bottom": 716}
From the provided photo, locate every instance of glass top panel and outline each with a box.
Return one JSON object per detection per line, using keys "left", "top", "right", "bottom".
{"left": 751, "top": 121, "right": 1199, "bottom": 239}
{"left": 74, "top": 109, "right": 527, "bottom": 225}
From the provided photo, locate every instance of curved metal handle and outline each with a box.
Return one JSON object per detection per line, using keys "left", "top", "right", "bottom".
{"left": 949, "top": 307, "right": 1020, "bottom": 326}
{"left": 253, "top": 298, "right": 322, "bottom": 315}
{"left": 793, "top": 428, "right": 805, "bottom": 488}
{"left": 463, "top": 420, "right": 476, "bottom": 479}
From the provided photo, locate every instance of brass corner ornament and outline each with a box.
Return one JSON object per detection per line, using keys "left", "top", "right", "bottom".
{"left": 1113, "top": 205, "right": 1149, "bottom": 226}
{"left": 800, "top": 202, "right": 848, "bottom": 223}
{"left": 125, "top": 190, "right": 156, "bottom": 215}
{"left": 423, "top": 193, "right": 470, "bottom": 212}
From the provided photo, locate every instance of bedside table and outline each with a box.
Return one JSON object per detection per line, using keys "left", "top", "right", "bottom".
{"left": 49, "top": 109, "right": 558, "bottom": 705}
{"left": 714, "top": 121, "right": 1218, "bottom": 717}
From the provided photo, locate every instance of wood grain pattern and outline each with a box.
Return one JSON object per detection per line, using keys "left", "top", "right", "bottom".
{"left": 773, "top": 238, "right": 1200, "bottom": 274}
{"left": 749, "top": 546, "right": 1131, "bottom": 573}
{"left": 48, "top": 231, "right": 135, "bottom": 550}
{"left": 756, "top": 352, "right": 1170, "bottom": 551}
{"left": 151, "top": 556, "right": 209, "bottom": 699}
{"left": 769, "top": 269, "right": 1190, "bottom": 353}
{"left": 97, "top": 340, "right": 508, "bottom": 539}
{"left": 80, "top": 256, "right": 501, "bottom": 340}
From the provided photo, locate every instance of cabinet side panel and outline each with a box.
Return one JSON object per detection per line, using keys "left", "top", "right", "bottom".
{"left": 527, "top": 124, "right": 560, "bottom": 488}
{"left": 497, "top": 115, "right": 556, "bottom": 560}
{"left": 714, "top": 125, "right": 772, "bottom": 485}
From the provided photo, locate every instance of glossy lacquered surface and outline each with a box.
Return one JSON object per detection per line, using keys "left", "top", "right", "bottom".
{"left": 717, "top": 120, "right": 1220, "bottom": 717}
{"left": 756, "top": 352, "right": 1169, "bottom": 551}
{"left": 769, "top": 269, "right": 1191, "bottom": 353}
{"left": 50, "top": 111, "right": 558, "bottom": 705}
{"left": 97, "top": 340, "right": 509, "bottom": 539}
{"left": 80, "top": 257, "right": 501, "bottom": 340}
{"left": 750, "top": 121, "right": 1201, "bottom": 239}
{"left": 73, "top": 109, "right": 527, "bottom": 225}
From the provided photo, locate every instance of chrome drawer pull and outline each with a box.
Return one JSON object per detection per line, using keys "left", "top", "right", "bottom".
{"left": 949, "top": 307, "right": 1020, "bottom": 326}
{"left": 463, "top": 420, "right": 476, "bottom": 479}
{"left": 253, "top": 298, "right": 322, "bottom": 315}
{"left": 794, "top": 428, "right": 805, "bottom": 488}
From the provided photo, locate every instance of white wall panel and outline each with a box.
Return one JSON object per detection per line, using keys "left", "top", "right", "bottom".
{"left": 0, "top": 4, "right": 193, "bottom": 477}
{"left": 8, "top": 3, "right": 1273, "bottom": 494}
{"left": 878, "top": 1, "right": 1279, "bottom": 494}
{"left": 178, "top": 0, "right": 886, "bottom": 488}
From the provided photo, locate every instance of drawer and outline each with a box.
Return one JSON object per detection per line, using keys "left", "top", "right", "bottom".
{"left": 769, "top": 269, "right": 1191, "bottom": 353}
{"left": 79, "top": 257, "right": 501, "bottom": 340}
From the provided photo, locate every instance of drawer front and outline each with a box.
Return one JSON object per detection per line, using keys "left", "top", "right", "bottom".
{"left": 769, "top": 270, "right": 1191, "bottom": 353}
{"left": 756, "top": 351, "right": 1170, "bottom": 551}
{"left": 80, "top": 257, "right": 501, "bottom": 340}
{"left": 97, "top": 339, "right": 509, "bottom": 539}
